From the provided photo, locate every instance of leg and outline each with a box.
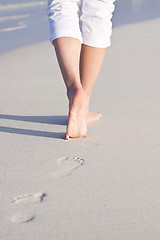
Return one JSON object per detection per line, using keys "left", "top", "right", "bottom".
{"left": 53, "top": 37, "right": 82, "bottom": 91}
{"left": 79, "top": 0, "right": 116, "bottom": 123}
{"left": 47, "top": 0, "right": 88, "bottom": 139}
{"left": 80, "top": 44, "right": 106, "bottom": 123}
{"left": 53, "top": 37, "right": 88, "bottom": 139}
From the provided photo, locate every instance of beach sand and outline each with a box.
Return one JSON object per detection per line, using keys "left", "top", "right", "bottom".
{"left": 0, "top": 1, "right": 160, "bottom": 240}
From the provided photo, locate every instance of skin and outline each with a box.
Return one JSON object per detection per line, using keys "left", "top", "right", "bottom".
{"left": 52, "top": 37, "right": 107, "bottom": 139}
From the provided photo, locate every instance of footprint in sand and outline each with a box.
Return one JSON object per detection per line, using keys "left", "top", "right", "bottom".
{"left": 11, "top": 213, "right": 35, "bottom": 224}
{"left": 11, "top": 192, "right": 46, "bottom": 224}
{"left": 11, "top": 192, "right": 46, "bottom": 204}
{"left": 53, "top": 157, "right": 84, "bottom": 177}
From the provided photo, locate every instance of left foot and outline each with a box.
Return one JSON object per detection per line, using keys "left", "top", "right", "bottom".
{"left": 64, "top": 87, "right": 88, "bottom": 139}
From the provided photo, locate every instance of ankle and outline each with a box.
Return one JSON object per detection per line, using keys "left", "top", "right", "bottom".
{"left": 67, "top": 85, "right": 82, "bottom": 102}
{"left": 85, "top": 96, "right": 90, "bottom": 111}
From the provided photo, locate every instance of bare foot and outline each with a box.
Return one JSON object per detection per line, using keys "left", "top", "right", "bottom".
{"left": 86, "top": 111, "right": 101, "bottom": 124}
{"left": 64, "top": 87, "right": 87, "bottom": 140}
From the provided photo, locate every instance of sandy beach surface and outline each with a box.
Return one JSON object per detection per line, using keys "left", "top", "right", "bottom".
{"left": 0, "top": 1, "right": 160, "bottom": 239}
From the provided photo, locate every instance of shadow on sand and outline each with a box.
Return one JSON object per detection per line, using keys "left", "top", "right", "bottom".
{"left": 0, "top": 114, "right": 68, "bottom": 139}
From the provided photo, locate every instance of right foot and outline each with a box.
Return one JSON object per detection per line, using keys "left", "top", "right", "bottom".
{"left": 64, "top": 87, "right": 88, "bottom": 139}
{"left": 86, "top": 111, "right": 101, "bottom": 124}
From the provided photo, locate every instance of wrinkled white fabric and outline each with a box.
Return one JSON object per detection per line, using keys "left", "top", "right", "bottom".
{"left": 46, "top": 0, "right": 115, "bottom": 48}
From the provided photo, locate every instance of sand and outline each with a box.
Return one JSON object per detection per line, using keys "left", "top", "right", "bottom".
{"left": 0, "top": 1, "right": 160, "bottom": 240}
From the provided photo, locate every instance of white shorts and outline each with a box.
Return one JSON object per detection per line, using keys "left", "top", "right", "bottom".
{"left": 46, "top": 0, "right": 115, "bottom": 48}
